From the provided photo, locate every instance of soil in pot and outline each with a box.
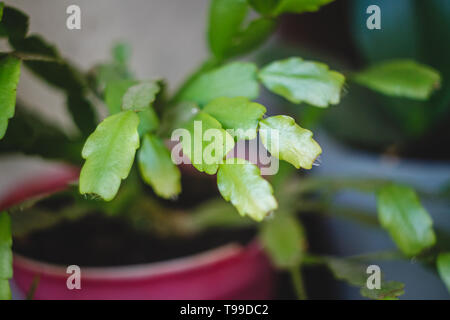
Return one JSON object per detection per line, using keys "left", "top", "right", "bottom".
{"left": 13, "top": 213, "right": 256, "bottom": 267}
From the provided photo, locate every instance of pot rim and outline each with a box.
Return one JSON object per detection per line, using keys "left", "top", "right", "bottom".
{"left": 13, "top": 239, "right": 262, "bottom": 280}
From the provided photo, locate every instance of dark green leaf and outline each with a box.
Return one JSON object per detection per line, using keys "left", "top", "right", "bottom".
{"left": 353, "top": 60, "right": 441, "bottom": 100}
{"left": 325, "top": 257, "right": 405, "bottom": 300}
{"left": 377, "top": 184, "right": 436, "bottom": 256}
{"left": 437, "top": 252, "right": 450, "bottom": 293}
{"left": 177, "top": 62, "right": 259, "bottom": 106}
{"left": 0, "top": 6, "right": 29, "bottom": 39}
{"left": 180, "top": 112, "right": 234, "bottom": 175}
{"left": 259, "top": 115, "right": 322, "bottom": 169}
{"left": 138, "top": 133, "right": 181, "bottom": 199}
{"left": 0, "top": 2, "right": 4, "bottom": 22}
{"left": 217, "top": 158, "right": 277, "bottom": 221}
{"left": 259, "top": 57, "right": 345, "bottom": 107}
{"left": 0, "top": 104, "right": 81, "bottom": 164}
{"left": 80, "top": 111, "right": 140, "bottom": 201}
{"left": 0, "top": 55, "right": 21, "bottom": 139}
{"left": 208, "top": 0, "right": 248, "bottom": 58}
{"left": 66, "top": 93, "right": 97, "bottom": 136}
{"left": 260, "top": 214, "right": 306, "bottom": 268}
{"left": 203, "top": 97, "right": 266, "bottom": 140}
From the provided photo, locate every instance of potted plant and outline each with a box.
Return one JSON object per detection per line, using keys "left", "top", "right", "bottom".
{"left": 0, "top": 0, "right": 449, "bottom": 300}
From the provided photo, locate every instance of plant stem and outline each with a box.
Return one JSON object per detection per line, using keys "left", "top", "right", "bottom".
{"left": 289, "top": 265, "right": 307, "bottom": 300}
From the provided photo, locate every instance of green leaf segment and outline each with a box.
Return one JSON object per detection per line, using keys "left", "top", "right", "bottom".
{"left": 0, "top": 212, "right": 12, "bottom": 300}
{"left": 0, "top": 55, "right": 21, "bottom": 139}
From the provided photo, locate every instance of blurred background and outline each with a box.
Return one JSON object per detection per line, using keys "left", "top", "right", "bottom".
{"left": 1, "top": 0, "right": 449, "bottom": 299}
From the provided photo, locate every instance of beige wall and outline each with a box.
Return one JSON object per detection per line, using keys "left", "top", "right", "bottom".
{"left": 0, "top": 0, "right": 209, "bottom": 193}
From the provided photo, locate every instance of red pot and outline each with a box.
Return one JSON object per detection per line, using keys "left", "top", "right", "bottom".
{"left": 1, "top": 165, "right": 275, "bottom": 300}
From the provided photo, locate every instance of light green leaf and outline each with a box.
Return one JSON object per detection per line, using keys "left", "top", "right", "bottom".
{"left": 360, "top": 281, "right": 405, "bottom": 300}
{"left": 104, "top": 79, "right": 137, "bottom": 115}
{"left": 159, "top": 102, "right": 199, "bottom": 137}
{"left": 248, "top": 0, "right": 280, "bottom": 15}
{"left": 177, "top": 62, "right": 259, "bottom": 106}
{"left": 260, "top": 214, "right": 306, "bottom": 268}
{"left": 0, "top": 280, "right": 11, "bottom": 300}
{"left": 259, "top": 57, "right": 345, "bottom": 107}
{"left": 0, "top": 212, "right": 12, "bottom": 300}
{"left": 0, "top": 2, "right": 4, "bottom": 22}
{"left": 217, "top": 158, "right": 277, "bottom": 221}
{"left": 437, "top": 252, "right": 450, "bottom": 293}
{"left": 122, "top": 81, "right": 160, "bottom": 112}
{"left": 180, "top": 112, "right": 235, "bottom": 175}
{"left": 0, "top": 55, "right": 21, "bottom": 139}
{"left": 259, "top": 115, "right": 322, "bottom": 169}
{"left": 80, "top": 110, "right": 140, "bottom": 201}
{"left": 273, "top": 0, "right": 335, "bottom": 15}
{"left": 138, "top": 133, "right": 181, "bottom": 199}
{"left": 353, "top": 60, "right": 441, "bottom": 100}
{"left": 208, "top": 0, "right": 248, "bottom": 58}
{"left": 203, "top": 97, "right": 266, "bottom": 140}
{"left": 377, "top": 184, "right": 436, "bottom": 256}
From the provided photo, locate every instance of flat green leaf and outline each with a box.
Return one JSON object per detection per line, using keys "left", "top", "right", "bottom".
{"left": 226, "top": 18, "right": 276, "bottom": 58}
{"left": 80, "top": 110, "right": 140, "bottom": 201}
{"left": 260, "top": 214, "right": 306, "bottom": 268}
{"left": 208, "top": 0, "right": 248, "bottom": 58}
{"left": 137, "top": 108, "right": 159, "bottom": 136}
{"left": 122, "top": 81, "right": 160, "bottom": 112}
{"left": 177, "top": 62, "right": 259, "bottom": 106}
{"left": 0, "top": 55, "right": 21, "bottom": 139}
{"left": 248, "top": 0, "right": 280, "bottom": 15}
{"left": 325, "top": 257, "right": 405, "bottom": 300}
{"left": 0, "top": 6, "right": 29, "bottom": 39}
{"left": 159, "top": 102, "right": 199, "bottom": 137}
{"left": 0, "top": 280, "right": 11, "bottom": 300}
{"left": 104, "top": 79, "right": 137, "bottom": 115}
{"left": 203, "top": 97, "right": 266, "bottom": 140}
{"left": 180, "top": 112, "right": 235, "bottom": 175}
{"left": 273, "top": 0, "right": 335, "bottom": 15}
{"left": 360, "top": 281, "right": 405, "bottom": 300}
{"left": 377, "top": 184, "right": 436, "bottom": 256}
{"left": 0, "top": 2, "right": 4, "bottom": 22}
{"left": 259, "top": 57, "right": 345, "bottom": 107}
{"left": 437, "top": 252, "right": 450, "bottom": 293}
{"left": 259, "top": 115, "right": 322, "bottom": 169}
{"left": 138, "top": 133, "right": 181, "bottom": 199}
{"left": 353, "top": 60, "right": 441, "bottom": 100}
{"left": 217, "top": 158, "right": 277, "bottom": 221}
{"left": 0, "top": 212, "right": 12, "bottom": 300}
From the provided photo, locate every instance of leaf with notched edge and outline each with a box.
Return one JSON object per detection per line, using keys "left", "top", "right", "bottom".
{"left": 217, "top": 158, "right": 277, "bottom": 221}
{"left": 259, "top": 115, "right": 321, "bottom": 169}
{"left": 80, "top": 111, "right": 140, "bottom": 201}
{"left": 203, "top": 97, "right": 266, "bottom": 140}
{"left": 259, "top": 57, "right": 345, "bottom": 107}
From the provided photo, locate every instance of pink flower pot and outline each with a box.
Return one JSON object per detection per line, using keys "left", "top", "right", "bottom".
{"left": 1, "top": 165, "right": 274, "bottom": 300}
